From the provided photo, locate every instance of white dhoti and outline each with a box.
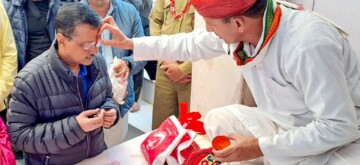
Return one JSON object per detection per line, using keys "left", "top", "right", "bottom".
{"left": 204, "top": 104, "right": 360, "bottom": 165}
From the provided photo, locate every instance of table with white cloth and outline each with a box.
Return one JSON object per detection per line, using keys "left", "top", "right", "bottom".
{"left": 76, "top": 133, "right": 211, "bottom": 165}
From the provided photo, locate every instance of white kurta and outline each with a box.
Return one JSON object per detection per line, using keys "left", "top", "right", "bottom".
{"left": 133, "top": 6, "right": 360, "bottom": 164}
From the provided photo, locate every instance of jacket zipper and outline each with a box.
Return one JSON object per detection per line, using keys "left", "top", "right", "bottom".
{"left": 85, "top": 71, "right": 101, "bottom": 110}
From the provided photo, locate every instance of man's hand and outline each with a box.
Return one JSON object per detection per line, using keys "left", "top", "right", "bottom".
{"left": 161, "top": 62, "right": 186, "bottom": 82}
{"left": 113, "top": 59, "right": 129, "bottom": 81}
{"left": 98, "top": 16, "right": 133, "bottom": 50}
{"left": 102, "top": 109, "right": 117, "bottom": 128}
{"left": 213, "top": 134, "right": 263, "bottom": 163}
{"left": 178, "top": 75, "right": 192, "bottom": 83}
{"left": 76, "top": 109, "right": 104, "bottom": 133}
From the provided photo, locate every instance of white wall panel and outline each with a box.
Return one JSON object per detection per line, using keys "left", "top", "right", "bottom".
{"left": 289, "top": 0, "right": 359, "bottom": 56}
{"left": 287, "top": 0, "right": 314, "bottom": 10}
{"left": 190, "top": 12, "right": 243, "bottom": 120}
{"left": 313, "top": 0, "right": 360, "bottom": 56}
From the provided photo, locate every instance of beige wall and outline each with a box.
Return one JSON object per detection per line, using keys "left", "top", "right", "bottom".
{"left": 190, "top": 12, "right": 243, "bottom": 120}
{"left": 287, "top": 0, "right": 314, "bottom": 10}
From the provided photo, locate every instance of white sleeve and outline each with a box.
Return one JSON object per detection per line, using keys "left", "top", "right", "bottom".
{"left": 133, "top": 28, "right": 226, "bottom": 61}
{"left": 259, "top": 38, "right": 359, "bottom": 161}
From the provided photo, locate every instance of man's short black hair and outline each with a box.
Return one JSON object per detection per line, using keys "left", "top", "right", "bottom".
{"left": 242, "top": 0, "right": 267, "bottom": 18}
{"left": 223, "top": 0, "right": 267, "bottom": 23}
{"left": 56, "top": 3, "right": 101, "bottom": 36}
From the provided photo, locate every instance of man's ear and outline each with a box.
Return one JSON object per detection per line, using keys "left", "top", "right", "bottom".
{"left": 236, "top": 20, "right": 241, "bottom": 27}
{"left": 56, "top": 33, "right": 66, "bottom": 48}
{"left": 233, "top": 17, "right": 245, "bottom": 33}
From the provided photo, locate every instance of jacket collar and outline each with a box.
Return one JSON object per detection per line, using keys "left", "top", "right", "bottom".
{"left": 49, "top": 41, "right": 102, "bottom": 83}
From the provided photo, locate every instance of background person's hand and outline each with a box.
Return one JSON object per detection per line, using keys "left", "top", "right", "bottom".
{"left": 178, "top": 74, "right": 192, "bottom": 83}
{"left": 102, "top": 109, "right": 117, "bottom": 128}
{"left": 98, "top": 16, "right": 133, "bottom": 50}
{"left": 161, "top": 62, "right": 186, "bottom": 82}
{"left": 113, "top": 59, "right": 129, "bottom": 81}
{"left": 212, "top": 134, "right": 263, "bottom": 163}
{"left": 76, "top": 109, "right": 104, "bottom": 133}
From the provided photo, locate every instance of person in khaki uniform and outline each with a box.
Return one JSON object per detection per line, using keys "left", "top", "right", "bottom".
{"left": 150, "top": 0, "right": 195, "bottom": 129}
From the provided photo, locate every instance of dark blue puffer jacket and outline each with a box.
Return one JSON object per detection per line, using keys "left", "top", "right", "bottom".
{"left": 7, "top": 42, "right": 120, "bottom": 165}
{"left": 3, "top": 0, "right": 68, "bottom": 70}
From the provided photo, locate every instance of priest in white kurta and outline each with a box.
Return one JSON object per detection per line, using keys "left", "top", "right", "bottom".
{"left": 98, "top": 0, "right": 360, "bottom": 164}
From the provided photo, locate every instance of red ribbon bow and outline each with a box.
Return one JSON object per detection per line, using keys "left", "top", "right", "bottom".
{"left": 178, "top": 102, "right": 206, "bottom": 135}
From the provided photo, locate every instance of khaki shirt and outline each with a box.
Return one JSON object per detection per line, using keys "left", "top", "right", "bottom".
{"left": 149, "top": 0, "right": 195, "bottom": 74}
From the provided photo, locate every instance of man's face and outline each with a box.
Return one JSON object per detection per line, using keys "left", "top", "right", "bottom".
{"left": 203, "top": 17, "right": 243, "bottom": 44}
{"left": 58, "top": 24, "right": 99, "bottom": 66}
{"left": 88, "top": 0, "right": 110, "bottom": 7}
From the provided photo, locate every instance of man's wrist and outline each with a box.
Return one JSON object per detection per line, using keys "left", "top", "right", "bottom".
{"left": 126, "top": 38, "right": 134, "bottom": 50}
{"left": 252, "top": 138, "right": 264, "bottom": 157}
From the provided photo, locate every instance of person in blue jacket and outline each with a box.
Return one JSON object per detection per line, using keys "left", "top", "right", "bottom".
{"left": 8, "top": 3, "right": 119, "bottom": 164}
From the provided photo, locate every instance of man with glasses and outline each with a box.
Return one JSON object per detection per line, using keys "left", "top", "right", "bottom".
{"left": 7, "top": 3, "right": 119, "bottom": 164}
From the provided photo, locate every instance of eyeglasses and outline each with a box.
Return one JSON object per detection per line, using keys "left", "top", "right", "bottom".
{"left": 60, "top": 33, "right": 97, "bottom": 51}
